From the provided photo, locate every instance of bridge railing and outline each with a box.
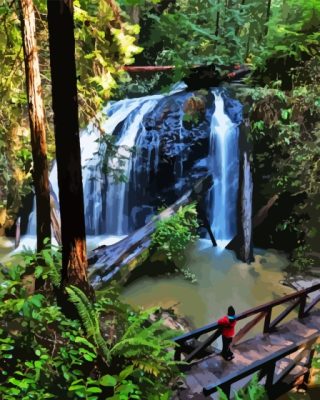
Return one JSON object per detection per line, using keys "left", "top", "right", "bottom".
{"left": 203, "top": 333, "right": 318, "bottom": 397}
{"left": 173, "top": 283, "right": 320, "bottom": 362}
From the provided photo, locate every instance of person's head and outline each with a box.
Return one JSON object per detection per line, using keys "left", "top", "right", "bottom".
{"left": 227, "top": 306, "right": 236, "bottom": 320}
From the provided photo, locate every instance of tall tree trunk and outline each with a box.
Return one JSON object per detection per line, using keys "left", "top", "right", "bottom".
{"left": 265, "top": 0, "right": 272, "bottom": 35}
{"left": 19, "top": 0, "right": 51, "bottom": 253}
{"left": 215, "top": 0, "right": 220, "bottom": 37}
{"left": 47, "top": 0, "right": 93, "bottom": 301}
{"left": 235, "top": 0, "right": 246, "bottom": 36}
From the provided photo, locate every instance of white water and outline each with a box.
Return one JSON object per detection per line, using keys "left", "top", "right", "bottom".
{"left": 21, "top": 94, "right": 164, "bottom": 246}
{"left": 106, "top": 96, "right": 163, "bottom": 235}
{"left": 209, "top": 91, "right": 239, "bottom": 248}
{"left": 22, "top": 85, "right": 242, "bottom": 253}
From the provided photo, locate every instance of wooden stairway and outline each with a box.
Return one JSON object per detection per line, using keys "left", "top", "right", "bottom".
{"left": 172, "top": 284, "right": 320, "bottom": 399}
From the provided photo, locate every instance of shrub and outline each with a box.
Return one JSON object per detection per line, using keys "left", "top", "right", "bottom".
{"left": 0, "top": 245, "right": 182, "bottom": 399}
{"left": 218, "top": 374, "right": 267, "bottom": 400}
{"left": 151, "top": 203, "right": 199, "bottom": 263}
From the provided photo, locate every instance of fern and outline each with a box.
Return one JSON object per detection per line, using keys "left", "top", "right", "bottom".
{"left": 66, "top": 285, "right": 110, "bottom": 363}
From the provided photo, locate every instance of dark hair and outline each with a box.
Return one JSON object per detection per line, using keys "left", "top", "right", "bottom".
{"left": 228, "top": 306, "right": 235, "bottom": 316}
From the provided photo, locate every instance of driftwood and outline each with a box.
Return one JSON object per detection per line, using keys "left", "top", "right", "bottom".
{"left": 88, "top": 175, "right": 213, "bottom": 287}
{"left": 227, "top": 194, "right": 279, "bottom": 255}
{"left": 253, "top": 194, "right": 279, "bottom": 228}
{"left": 15, "top": 217, "right": 21, "bottom": 249}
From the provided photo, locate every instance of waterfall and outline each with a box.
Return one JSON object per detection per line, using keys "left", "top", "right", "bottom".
{"left": 22, "top": 83, "right": 248, "bottom": 257}
{"left": 209, "top": 90, "right": 240, "bottom": 248}
{"left": 23, "top": 95, "right": 164, "bottom": 240}
{"left": 106, "top": 96, "right": 163, "bottom": 235}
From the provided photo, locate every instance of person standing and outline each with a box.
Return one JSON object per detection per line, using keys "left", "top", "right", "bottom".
{"left": 218, "top": 306, "right": 237, "bottom": 361}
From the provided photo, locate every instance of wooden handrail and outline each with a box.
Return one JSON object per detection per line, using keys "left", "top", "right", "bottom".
{"left": 203, "top": 334, "right": 319, "bottom": 396}
{"left": 232, "top": 311, "right": 267, "bottom": 346}
{"left": 173, "top": 283, "right": 320, "bottom": 361}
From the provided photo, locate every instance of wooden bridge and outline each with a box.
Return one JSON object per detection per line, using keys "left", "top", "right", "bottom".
{"left": 172, "top": 283, "right": 320, "bottom": 399}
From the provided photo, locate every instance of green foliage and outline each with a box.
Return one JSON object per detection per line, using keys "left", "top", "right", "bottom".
{"left": 0, "top": 247, "right": 181, "bottom": 399}
{"left": 248, "top": 56, "right": 320, "bottom": 274}
{"left": 0, "top": 0, "right": 141, "bottom": 230}
{"left": 19, "top": 238, "right": 62, "bottom": 286}
{"left": 140, "top": 0, "right": 251, "bottom": 67}
{"left": 151, "top": 203, "right": 199, "bottom": 263}
{"left": 73, "top": 0, "right": 142, "bottom": 124}
{"left": 259, "top": 0, "right": 320, "bottom": 66}
{"left": 66, "top": 285, "right": 111, "bottom": 363}
{"left": 218, "top": 374, "right": 267, "bottom": 400}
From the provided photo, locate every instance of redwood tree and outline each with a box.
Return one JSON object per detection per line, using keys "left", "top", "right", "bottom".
{"left": 47, "top": 0, "right": 93, "bottom": 299}
{"left": 19, "top": 0, "right": 51, "bottom": 252}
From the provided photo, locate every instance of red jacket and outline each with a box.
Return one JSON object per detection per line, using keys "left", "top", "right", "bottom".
{"left": 218, "top": 315, "right": 236, "bottom": 338}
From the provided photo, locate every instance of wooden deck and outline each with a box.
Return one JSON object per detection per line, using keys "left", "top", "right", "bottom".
{"left": 172, "top": 284, "right": 320, "bottom": 399}
{"left": 173, "top": 310, "right": 320, "bottom": 399}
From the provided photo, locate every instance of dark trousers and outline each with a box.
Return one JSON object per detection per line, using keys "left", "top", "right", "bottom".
{"left": 221, "top": 336, "right": 233, "bottom": 358}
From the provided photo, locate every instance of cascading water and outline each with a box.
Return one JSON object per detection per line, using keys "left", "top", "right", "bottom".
{"left": 106, "top": 96, "right": 163, "bottom": 235}
{"left": 209, "top": 90, "right": 240, "bottom": 248}
{"left": 23, "top": 94, "right": 165, "bottom": 241}
{"left": 22, "top": 84, "right": 247, "bottom": 257}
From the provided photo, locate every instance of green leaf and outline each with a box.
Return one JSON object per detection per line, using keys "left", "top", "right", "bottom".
{"left": 100, "top": 374, "right": 117, "bottom": 387}
{"left": 69, "top": 384, "right": 86, "bottom": 391}
{"left": 86, "top": 387, "right": 102, "bottom": 394}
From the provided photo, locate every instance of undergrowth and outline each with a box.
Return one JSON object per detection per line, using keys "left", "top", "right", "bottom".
{"left": 0, "top": 243, "right": 182, "bottom": 399}
{"left": 151, "top": 203, "right": 199, "bottom": 266}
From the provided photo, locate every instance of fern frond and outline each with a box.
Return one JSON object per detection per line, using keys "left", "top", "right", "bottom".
{"left": 132, "top": 359, "right": 161, "bottom": 377}
{"left": 66, "top": 285, "right": 110, "bottom": 363}
{"left": 110, "top": 337, "right": 161, "bottom": 357}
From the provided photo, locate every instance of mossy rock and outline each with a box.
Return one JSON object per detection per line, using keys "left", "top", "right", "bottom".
{"left": 183, "top": 92, "right": 207, "bottom": 128}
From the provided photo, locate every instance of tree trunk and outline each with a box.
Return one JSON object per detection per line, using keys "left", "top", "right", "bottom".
{"left": 47, "top": 0, "right": 93, "bottom": 301}
{"left": 129, "top": 5, "right": 140, "bottom": 39}
{"left": 265, "top": 0, "right": 272, "bottom": 35}
{"left": 215, "top": 0, "right": 220, "bottom": 37}
{"left": 19, "top": 0, "right": 51, "bottom": 253}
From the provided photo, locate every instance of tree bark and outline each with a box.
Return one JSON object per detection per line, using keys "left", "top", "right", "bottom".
{"left": 215, "top": 0, "right": 220, "bottom": 37}
{"left": 19, "top": 0, "right": 51, "bottom": 253}
{"left": 253, "top": 194, "right": 279, "bottom": 228}
{"left": 47, "top": 0, "right": 93, "bottom": 300}
{"left": 265, "top": 0, "right": 272, "bottom": 35}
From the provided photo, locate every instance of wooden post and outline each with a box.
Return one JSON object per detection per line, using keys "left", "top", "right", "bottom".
{"left": 220, "top": 383, "right": 231, "bottom": 399}
{"left": 303, "top": 348, "right": 315, "bottom": 385}
{"left": 174, "top": 347, "right": 182, "bottom": 361}
{"left": 265, "top": 362, "right": 275, "bottom": 389}
{"left": 298, "top": 294, "right": 307, "bottom": 319}
{"left": 263, "top": 308, "right": 272, "bottom": 333}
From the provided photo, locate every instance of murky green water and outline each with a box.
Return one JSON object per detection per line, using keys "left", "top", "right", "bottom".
{"left": 121, "top": 240, "right": 293, "bottom": 331}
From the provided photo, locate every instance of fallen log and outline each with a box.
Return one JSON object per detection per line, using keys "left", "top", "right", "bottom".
{"left": 15, "top": 217, "right": 21, "bottom": 249}
{"left": 253, "top": 194, "right": 279, "bottom": 228}
{"left": 88, "top": 175, "right": 212, "bottom": 287}
{"left": 123, "top": 64, "right": 251, "bottom": 89}
{"left": 227, "top": 194, "right": 279, "bottom": 256}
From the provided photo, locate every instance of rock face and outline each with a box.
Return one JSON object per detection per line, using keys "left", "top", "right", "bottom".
{"left": 127, "top": 90, "right": 215, "bottom": 230}
{"left": 23, "top": 85, "right": 252, "bottom": 262}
